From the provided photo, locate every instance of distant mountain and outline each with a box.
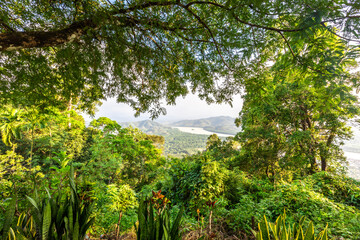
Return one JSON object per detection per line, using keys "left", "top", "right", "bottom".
{"left": 171, "top": 116, "right": 240, "bottom": 135}
{"left": 120, "top": 120, "right": 171, "bottom": 135}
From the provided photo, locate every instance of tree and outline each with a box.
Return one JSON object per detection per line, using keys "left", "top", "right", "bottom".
{"left": 236, "top": 29, "right": 360, "bottom": 178}
{"left": 0, "top": 105, "right": 87, "bottom": 164}
{"left": 85, "top": 117, "right": 163, "bottom": 188}
{"left": 22, "top": 108, "right": 47, "bottom": 160}
{"left": 107, "top": 184, "right": 137, "bottom": 240}
{"left": 1, "top": 1, "right": 360, "bottom": 117}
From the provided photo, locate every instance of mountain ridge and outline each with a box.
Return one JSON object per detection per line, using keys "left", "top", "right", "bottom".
{"left": 120, "top": 116, "right": 240, "bottom": 135}
{"left": 171, "top": 116, "right": 240, "bottom": 135}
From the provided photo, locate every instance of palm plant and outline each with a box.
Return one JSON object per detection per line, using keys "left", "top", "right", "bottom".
{"left": 0, "top": 107, "right": 24, "bottom": 150}
{"left": 22, "top": 109, "right": 47, "bottom": 160}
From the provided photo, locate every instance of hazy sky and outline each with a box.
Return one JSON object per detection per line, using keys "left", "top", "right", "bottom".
{"left": 83, "top": 93, "right": 243, "bottom": 123}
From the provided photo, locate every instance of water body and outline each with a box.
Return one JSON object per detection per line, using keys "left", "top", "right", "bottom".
{"left": 344, "top": 151, "right": 360, "bottom": 179}
{"left": 172, "top": 126, "right": 234, "bottom": 137}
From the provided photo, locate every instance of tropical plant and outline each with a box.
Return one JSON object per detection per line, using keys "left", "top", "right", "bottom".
{"left": 14, "top": 212, "right": 36, "bottom": 239}
{"left": 252, "top": 212, "right": 329, "bottom": 240}
{"left": 25, "top": 166, "right": 94, "bottom": 240}
{"left": 86, "top": 117, "right": 163, "bottom": 188}
{"left": 168, "top": 153, "right": 226, "bottom": 212}
{"left": 22, "top": 109, "right": 47, "bottom": 160}
{"left": 107, "top": 184, "right": 137, "bottom": 239}
{"left": 0, "top": 107, "right": 24, "bottom": 149}
{"left": 0, "top": 196, "right": 16, "bottom": 240}
{"left": 136, "top": 192, "right": 184, "bottom": 240}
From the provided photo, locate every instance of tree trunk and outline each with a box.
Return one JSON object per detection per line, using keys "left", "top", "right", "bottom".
{"left": 320, "top": 156, "right": 327, "bottom": 171}
{"left": 30, "top": 127, "right": 34, "bottom": 160}
{"left": 67, "top": 97, "right": 72, "bottom": 129}
{"left": 0, "top": 2, "right": 177, "bottom": 51}
{"left": 116, "top": 211, "right": 123, "bottom": 240}
{"left": 209, "top": 210, "right": 212, "bottom": 234}
{"left": 320, "top": 132, "right": 335, "bottom": 172}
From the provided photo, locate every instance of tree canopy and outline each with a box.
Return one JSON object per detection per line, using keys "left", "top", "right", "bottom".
{"left": 236, "top": 29, "right": 360, "bottom": 179}
{"left": 1, "top": 0, "right": 360, "bottom": 117}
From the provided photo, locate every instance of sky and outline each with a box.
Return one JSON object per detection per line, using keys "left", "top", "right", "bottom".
{"left": 82, "top": 93, "right": 243, "bottom": 124}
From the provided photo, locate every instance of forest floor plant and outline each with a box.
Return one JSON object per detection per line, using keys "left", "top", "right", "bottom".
{"left": 136, "top": 190, "right": 184, "bottom": 240}
{"left": 252, "top": 211, "right": 328, "bottom": 240}
{"left": 0, "top": 165, "right": 94, "bottom": 240}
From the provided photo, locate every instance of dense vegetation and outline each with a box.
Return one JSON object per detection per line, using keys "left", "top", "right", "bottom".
{"left": 2, "top": 0, "right": 360, "bottom": 239}
{"left": 1, "top": 103, "right": 360, "bottom": 239}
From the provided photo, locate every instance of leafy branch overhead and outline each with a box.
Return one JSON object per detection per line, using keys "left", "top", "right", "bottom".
{"left": 1, "top": 1, "right": 360, "bottom": 117}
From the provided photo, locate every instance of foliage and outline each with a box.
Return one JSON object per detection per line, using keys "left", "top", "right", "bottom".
{"left": 3, "top": 104, "right": 360, "bottom": 239}
{"left": 107, "top": 184, "right": 137, "bottom": 217}
{"left": 0, "top": 106, "right": 24, "bottom": 148}
{"left": 0, "top": 196, "right": 16, "bottom": 240}
{"left": 236, "top": 30, "right": 360, "bottom": 179}
{"left": 22, "top": 166, "right": 94, "bottom": 240}
{"left": 0, "top": 105, "right": 87, "bottom": 165}
{"left": 253, "top": 212, "right": 329, "bottom": 240}
{"left": 84, "top": 117, "right": 164, "bottom": 189}
{"left": 167, "top": 153, "right": 227, "bottom": 212}
{"left": 107, "top": 184, "right": 137, "bottom": 239}
{"left": 3, "top": 1, "right": 360, "bottom": 117}
{"left": 0, "top": 150, "right": 42, "bottom": 208}
{"left": 225, "top": 172, "right": 360, "bottom": 239}
{"left": 136, "top": 196, "right": 184, "bottom": 240}
{"left": 304, "top": 172, "right": 360, "bottom": 208}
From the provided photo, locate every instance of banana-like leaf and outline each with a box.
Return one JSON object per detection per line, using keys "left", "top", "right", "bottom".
{"left": 73, "top": 213, "right": 80, "bottom": 240}
{"left": 1, "top": 197, "right": 16, "bottom": 240}
{"left": 42, "top": 201, "right": 52, "bottom": 240}
{"left": 170, "top": 206, "right": 184, "bottom": 240}
{"left": 26, "top": 196, "right": 39, "bottom": 212}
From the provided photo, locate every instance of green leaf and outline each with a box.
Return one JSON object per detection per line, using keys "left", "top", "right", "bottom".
{"left": 26, "top": 196, "right": 39, "bottom": 212}
{"left": 1, "top": 197, "right": 16, "bottom": 240}
{"left": 303, "top": 221, "right": 314, "bottom": 240}
{"left": 42, "top": 201, "right": 52, "bottom": 240}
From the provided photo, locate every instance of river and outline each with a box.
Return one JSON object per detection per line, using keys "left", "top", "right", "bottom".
{"left": 344, "top": 151, "right": 360, "bottom": 179}
{"left": 172, "top": 126, "right": 235, "bottom": 137}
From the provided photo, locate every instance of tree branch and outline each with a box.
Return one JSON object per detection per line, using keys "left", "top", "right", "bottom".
{"left": 177, "top": 2, "right": 231, "bottom": 69}
{"left": 0, "top": 1, "right": 179, "bottom": 51}
{"left": 0, "top": 20, "right": 96, "bottom": 51}
{"left": 278, "top": 31, "right": 296, "bottom": 59}
{"left": 0, "top": 19, "right": 15, "bottom": 33}
{"left": 1, "top": 0, "right": 359, "bottom": 51}
{"left": 321, "top": 23, "right": 360, "bottom": 43}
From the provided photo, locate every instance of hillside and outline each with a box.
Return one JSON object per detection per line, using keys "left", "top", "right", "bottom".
{"left": 171, "top": 116, "right": 240, "bottom": 135}
{"left": 121, "top": 120, "right": 171, "bottom": 135}
{"left": 120, "top": 120, "right": 210, "bottom": 157}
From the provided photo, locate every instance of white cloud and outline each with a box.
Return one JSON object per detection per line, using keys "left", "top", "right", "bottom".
{"left": 82, "top": 93, "right": 243, "bottom": 124}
